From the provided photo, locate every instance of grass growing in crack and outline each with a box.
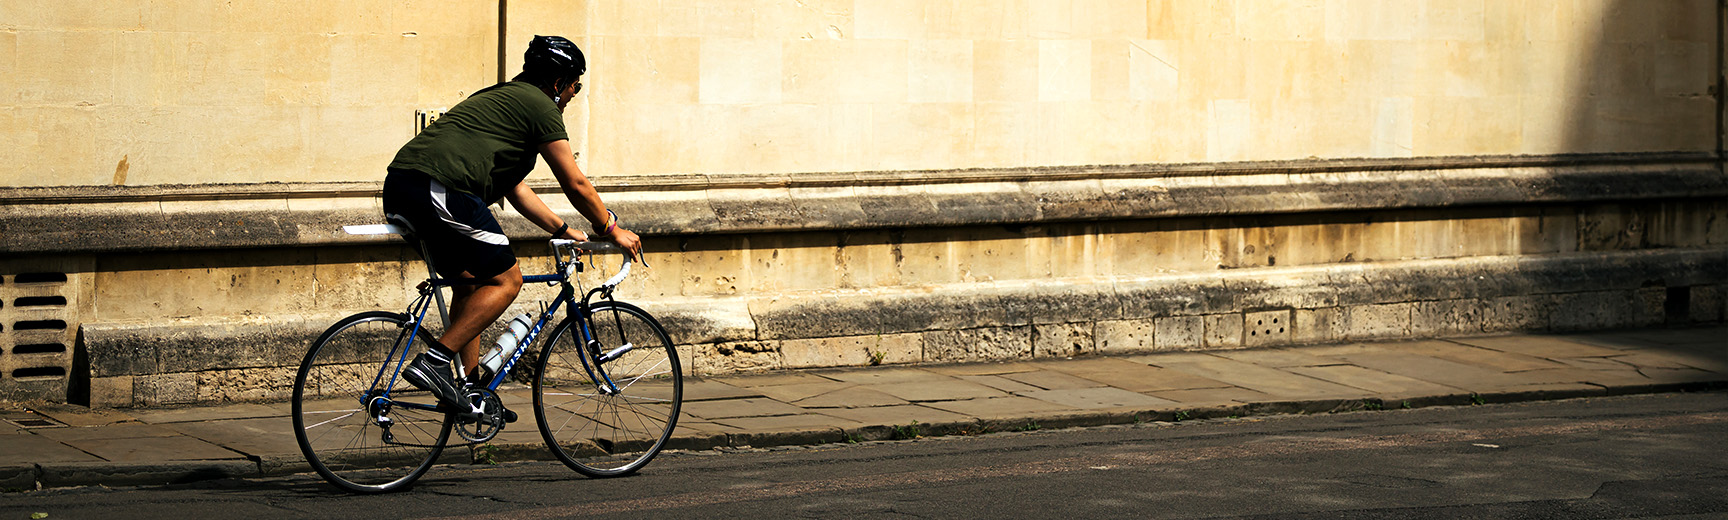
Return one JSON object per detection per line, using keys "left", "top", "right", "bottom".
{"left": 1470, "top": 394, "right": 1487, "bottom": 406}
{"left": 891, "top": 420, "right": 924, "bottom": 440}
{"left": 957, "top": 423, "right": 994, "bottom": 436}
{"left": 1173, "top": 410, "right": 1193, "bottom": 422}
{"left": 1014, "top": 421, "right": 1042, "bottom": 432}
{"left": 1401, "top": 400, "right": 1413, "bottom": 409}
{"left": 1362, "top": 400, "right": 1384, "bottom": 411}
{"left": 474, "top": 444, "right": 501, "bottom": 465}
{"left": 867, "top": 349, "right": 887, "bottom": 366}
{"left": 844, "top": 433, "right": 864, "bottom": 444}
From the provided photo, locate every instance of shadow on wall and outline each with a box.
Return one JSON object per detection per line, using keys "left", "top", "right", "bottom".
{"left": 1536, "top": 0, "right": 1726, "bottom": 360}
{"left": 1562, "top": 0, "right": 1721, "bottom": 154}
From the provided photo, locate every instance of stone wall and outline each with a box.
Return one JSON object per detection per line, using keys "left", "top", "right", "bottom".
{"left": 0, "top": 0, "right": 496, "bottom": 186}
{"left": 0, "top": 1, "right": 1717, "bottom": 185}
{"left": 3, "top": 153, "right": 1725, "bottom": 406}
{"left": 0, "top": 1, "right": 1724, "bottom": 405}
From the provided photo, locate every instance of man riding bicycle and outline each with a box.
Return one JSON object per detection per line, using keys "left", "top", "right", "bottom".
{"left": 382, "top": 35, "right": 642, "bottom": 413}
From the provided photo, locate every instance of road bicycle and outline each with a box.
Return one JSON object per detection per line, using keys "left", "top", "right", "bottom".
{"left": 291, "top": 223, "right": 682, "bottom": 493}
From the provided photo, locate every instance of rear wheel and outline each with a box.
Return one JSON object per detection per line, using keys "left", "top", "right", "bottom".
{"left": 534, "top": 301, "right": 682, "bottom": 477}
{"left": 293, "top": 311, "right": 454, "bottom": 493}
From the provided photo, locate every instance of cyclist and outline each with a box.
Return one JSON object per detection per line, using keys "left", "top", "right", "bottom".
{"left": 382, "top": 35, "right": 642, "bottom": 414}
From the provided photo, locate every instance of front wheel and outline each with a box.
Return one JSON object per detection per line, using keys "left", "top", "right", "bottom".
{"left": 292, "top": 311, "right": 454, "bottom": 493}
{"left": 534, "top": 301, "right": 682, "bottom": 477}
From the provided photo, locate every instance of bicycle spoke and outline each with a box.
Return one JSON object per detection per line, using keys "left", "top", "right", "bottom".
{"left": 304, "top": 411, "right": 360, "bottom": 431}
{"left": 615, "top": 362, "right": 670, "bottom": 392}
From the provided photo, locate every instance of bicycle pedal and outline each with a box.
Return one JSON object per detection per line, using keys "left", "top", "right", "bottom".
{"left": 449, "top": 404, "right": 486, "bottom": 424}
{"left": 503, "top": 408, "right": 519, "bottom": 423}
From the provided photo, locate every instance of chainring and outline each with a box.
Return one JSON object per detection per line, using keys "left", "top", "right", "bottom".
{"left": 454, "top": 388, "right": 506, "bottom": 443}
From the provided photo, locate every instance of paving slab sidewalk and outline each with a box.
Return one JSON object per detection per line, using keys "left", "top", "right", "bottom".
{"left": 2, "top": 326, "right": 1722, "bottom": 491}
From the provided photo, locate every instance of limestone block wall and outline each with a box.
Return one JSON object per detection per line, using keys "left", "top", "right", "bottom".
{"left": 1, "top": 1, "right": 1718, "bottom": 185}
{"left": 564, "top": 0, "right": 1720, "bottom": 178}
{"left": 0, "top": 1, "right": 1724, "bottom": 406}
{"left": 3, "top": 154, "right": 1725, "bottom": 406}
{"left": 0, "top": 0, "right": 496, "bottom": 186}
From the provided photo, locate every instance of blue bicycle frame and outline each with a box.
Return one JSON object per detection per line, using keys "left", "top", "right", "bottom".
{"left": 367, "top": 240, "right": 629, "bottom": 415}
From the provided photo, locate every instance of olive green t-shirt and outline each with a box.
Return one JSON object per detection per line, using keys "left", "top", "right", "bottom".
{"left": 388, "top": 81, "right": 568, "bottom": 203}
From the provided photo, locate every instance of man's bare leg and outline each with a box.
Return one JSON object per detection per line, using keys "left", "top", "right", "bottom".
{"left": 438, "top": 263, "right": 525, "bottom": 379}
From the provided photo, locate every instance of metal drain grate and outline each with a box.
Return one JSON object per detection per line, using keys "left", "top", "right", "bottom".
{"left": 1, "top": 271, "right": 79, "bottom": 402}
{"left": 0, "top": 411, "right": 65, "bottom": 429}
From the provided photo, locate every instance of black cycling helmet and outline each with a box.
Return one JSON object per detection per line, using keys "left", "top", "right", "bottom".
{"left": 524, "top": 35, "right": 585, "bottom": 79}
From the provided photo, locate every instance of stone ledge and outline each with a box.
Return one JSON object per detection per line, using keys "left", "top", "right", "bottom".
{"left": 2, "top": 153, "right": 1721, "bottom": 254}
{"left": 1, "top": 152, "right": 1716, "bottom": 203}
{"left": 83, "top": 314, "right": 352, "bottom": 379}
{"left": 78, "top": 247, "right": 1728, "bottom": 386}
{"left": 747, "top": 248, "right": 1727, "bottom": 340}
{"left": 77, "top": 303, "right": 753, "bottom": 379}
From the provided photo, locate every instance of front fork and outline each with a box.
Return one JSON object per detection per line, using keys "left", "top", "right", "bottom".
{"left": 576, "top": 286, "right": 630, "bottom": 396}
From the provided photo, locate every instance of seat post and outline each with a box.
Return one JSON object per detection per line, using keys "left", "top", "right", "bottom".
{"left": 341, "top": 221, "right": 453, "bottom": 330}
{"left": 387, "top": 216, "right": 452, "bottom": 331}
{"left": 420, "top": 240, "right": 452, "bottom": 330}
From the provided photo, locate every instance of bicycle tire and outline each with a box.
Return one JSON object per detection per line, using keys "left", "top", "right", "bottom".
{"left": 533, "top": 301, "right": 682, "bottom": 477}
{"left": 293, "top": 311, "right": 455, "bottom": 493}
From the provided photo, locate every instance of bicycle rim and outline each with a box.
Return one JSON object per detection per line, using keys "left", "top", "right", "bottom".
{"left": 293, "top": 311, "right": 454, "bottom": 493}
{"left": 534, "top": 302, "right": 682, "bottom": 477}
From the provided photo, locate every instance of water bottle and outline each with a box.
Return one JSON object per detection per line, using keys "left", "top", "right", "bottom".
{"left": 480, "top": 313, "right": 533, "bottom": 377}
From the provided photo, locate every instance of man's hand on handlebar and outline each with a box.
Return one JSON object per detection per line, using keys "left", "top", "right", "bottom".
{"left": 555, "top": 225, "right": 589, "bottom": 242}
{"left": 602, "top": 227, "right": 643, "bottom": 261}
{"left": 551, "top": 219, "right": 642, "bottom": 266}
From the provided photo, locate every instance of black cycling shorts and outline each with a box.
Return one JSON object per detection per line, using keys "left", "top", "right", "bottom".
{"left": 381, "top": 169, "right": 517, "bottom": 280}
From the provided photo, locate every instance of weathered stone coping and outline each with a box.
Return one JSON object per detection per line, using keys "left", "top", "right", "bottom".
{"left": 79, "top": 247, "right": 1726, "bottom": 380}
{"left": 2, "top": 152, "right": 1723, "bottom": 254}
{"left": 2, "top": 152, "right": 1719, "bottom": 202}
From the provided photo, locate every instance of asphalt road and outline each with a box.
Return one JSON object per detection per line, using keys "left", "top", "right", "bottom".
{"left": 4, "top": 391, "right": 1726, "bottom": 519}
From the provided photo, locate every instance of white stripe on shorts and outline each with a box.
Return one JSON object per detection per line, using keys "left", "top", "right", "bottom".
{"left": 428, "top": 179, "right": 510, "bottom": 246}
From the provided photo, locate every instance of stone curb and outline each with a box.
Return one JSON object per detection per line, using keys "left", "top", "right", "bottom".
{"left": 1598, "top": 381, "right": 1728, "bottom": 397}
{"left": 726, "top": 428, "right": 849, "bottom": 448}
{"left": 4, "top": 377, "right": 1724, "bottom": 492}
{"left": 465, "top": 443, "right": 560, "bottom": 465}
{"left": 256, "top": 455, "right": 312, "bottom": 478}
{"left": 0, "top": 465, "right": 36, "bottom": 492}
{"left": 35, "top": 460, "right": 259, "bottom": 489}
